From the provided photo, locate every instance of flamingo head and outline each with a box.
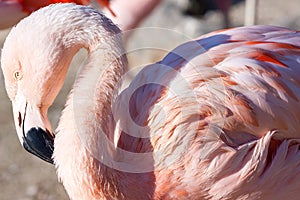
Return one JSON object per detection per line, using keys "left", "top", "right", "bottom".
{"left": 0, "top": 6, "right": 78, "bottom": 164}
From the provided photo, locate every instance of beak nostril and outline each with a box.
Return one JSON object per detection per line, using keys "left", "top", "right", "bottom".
{"left": 18, "top": 112, "right": 22, "bottom": 127}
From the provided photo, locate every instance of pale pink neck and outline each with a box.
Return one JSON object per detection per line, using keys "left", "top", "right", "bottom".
{"left": 53, "top": 9, "right": 129, "bottom": 199}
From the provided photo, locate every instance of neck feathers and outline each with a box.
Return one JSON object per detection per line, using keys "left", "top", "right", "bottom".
{"left": 49, "top": 4, "right": 128, "bottom": 199}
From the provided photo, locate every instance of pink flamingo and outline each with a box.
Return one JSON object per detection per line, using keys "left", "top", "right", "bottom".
{"left": 2, "top": 3, "right": 300, "bottom": 200}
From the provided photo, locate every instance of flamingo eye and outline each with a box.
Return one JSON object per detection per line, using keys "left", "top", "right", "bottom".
{"left": 14, "top": 71, "right": 23, "bottom": 81}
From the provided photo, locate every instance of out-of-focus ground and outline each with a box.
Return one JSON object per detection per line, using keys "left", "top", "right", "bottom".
{"left": 0, "top": 0, "right": 299, "bottom": 199}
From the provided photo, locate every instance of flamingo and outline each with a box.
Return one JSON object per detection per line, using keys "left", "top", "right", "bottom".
{"left": 0, "top": 0, "right": 114, "bottom": 29}
{"left": 2, "top": 3, "right": 300, "bottom": 200}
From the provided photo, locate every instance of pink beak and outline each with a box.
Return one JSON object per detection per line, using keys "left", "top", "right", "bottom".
{"left": 12, "top": 95, "right": 54, "bottom": 164}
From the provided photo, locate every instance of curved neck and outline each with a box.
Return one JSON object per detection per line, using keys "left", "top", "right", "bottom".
{"left": 70, "top": 36, "right": 127, "bottom": 140}
{"left": 54, "top": 6, "right": 127, "bottom": 144}
{"left": 31, "top": 4, "right": 128, "bottom": 126}
{"left": 52, "top": 5, "right": 128, "bottom": 199}
{"left": 35, "top": 4, "right": 129, "bottom": 161}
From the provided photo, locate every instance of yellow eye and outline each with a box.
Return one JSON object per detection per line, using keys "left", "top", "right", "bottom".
{"left": 14, "top": 71, "right": 23, "bottom": 80}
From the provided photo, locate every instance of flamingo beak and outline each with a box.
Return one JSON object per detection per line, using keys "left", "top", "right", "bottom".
{"left": 12, "top": 93, "right": 54, "bottom": 164}
{"left": 22, "top": 127, "right": 54, "bottom": 164}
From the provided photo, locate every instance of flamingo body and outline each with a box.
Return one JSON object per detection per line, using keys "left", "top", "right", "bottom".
{"left": 1, "top": 3, "right": 300, "bottom": 200}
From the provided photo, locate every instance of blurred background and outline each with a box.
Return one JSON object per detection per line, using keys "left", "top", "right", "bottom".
{"left": 0, "top": 0, "right": 299, "bottom": 199}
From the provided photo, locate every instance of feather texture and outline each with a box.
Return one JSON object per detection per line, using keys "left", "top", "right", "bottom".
{"left": 1, "top": 4, "right": 300, "bottom": 200}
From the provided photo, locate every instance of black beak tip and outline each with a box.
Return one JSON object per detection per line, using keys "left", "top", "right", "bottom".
{"left": 23, "top": 127, "right": 54, "bottom": 164}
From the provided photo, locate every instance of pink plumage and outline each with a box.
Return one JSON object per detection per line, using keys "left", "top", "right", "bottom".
{"left": 1, "top": 3, "right": 300, "bottom": 200}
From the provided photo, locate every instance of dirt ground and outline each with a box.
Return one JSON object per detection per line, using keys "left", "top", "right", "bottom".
{"left": 0, "top": 0, "right": 299, "bottom": 199}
